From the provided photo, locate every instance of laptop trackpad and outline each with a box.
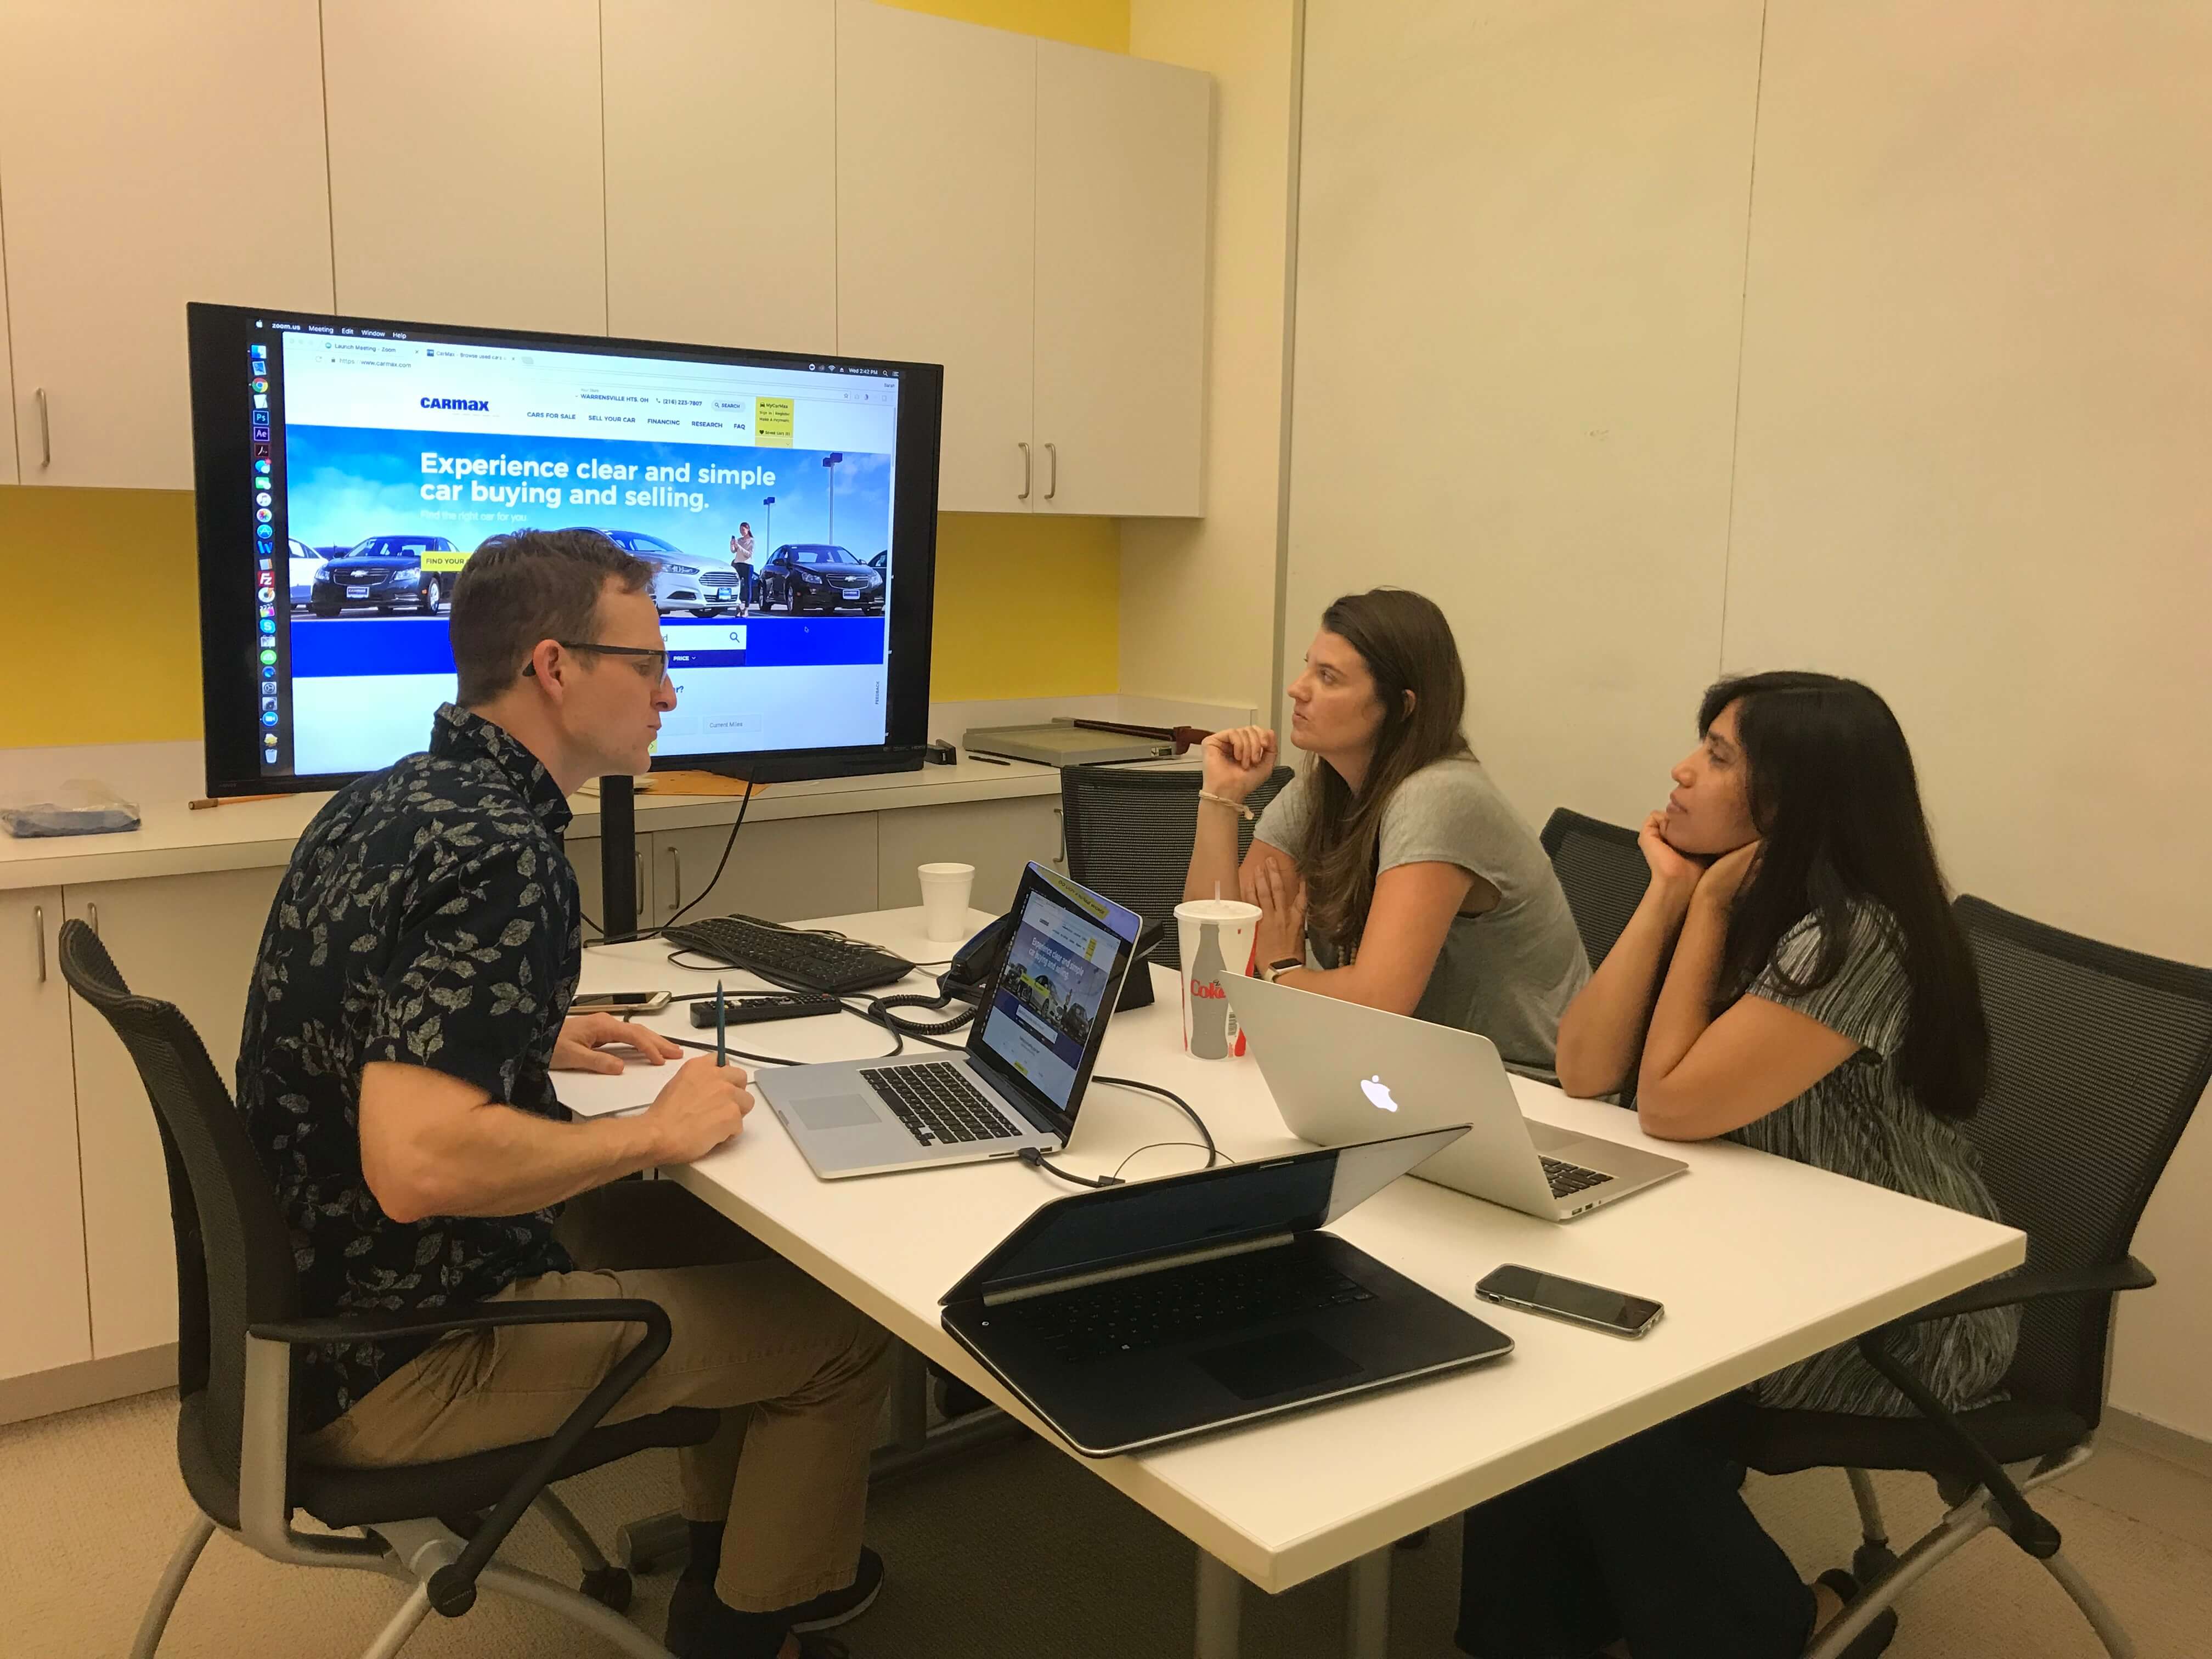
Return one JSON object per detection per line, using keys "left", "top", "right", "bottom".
{"left": 791, "top": 1093, "right": 882, "bottom": 1131}
{"left": 1193, "top": 1330, "right": 1362, "bottom": 1402}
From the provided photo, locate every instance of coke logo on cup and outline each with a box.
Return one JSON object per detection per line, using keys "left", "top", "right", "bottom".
{"left": 1190, "top": 979, "right": 1228, "bottom": 999}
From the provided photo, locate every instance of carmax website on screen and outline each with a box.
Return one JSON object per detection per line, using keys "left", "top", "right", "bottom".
{"left": 269, "top": 326, "right": 899, "bottom": 778}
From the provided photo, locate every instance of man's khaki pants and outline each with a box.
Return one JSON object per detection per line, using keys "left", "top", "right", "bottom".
{"left": 301, "top": 1181, "right": 895, "bottom": 1613}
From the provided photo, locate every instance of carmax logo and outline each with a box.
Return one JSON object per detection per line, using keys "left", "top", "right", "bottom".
{"left": 420, "top": 396, "right": 489, "bottom": 411}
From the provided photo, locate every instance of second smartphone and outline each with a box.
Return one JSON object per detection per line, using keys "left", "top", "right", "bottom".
{"left": 1475, "top": 1263, "right": 1663, "bottom": 1338}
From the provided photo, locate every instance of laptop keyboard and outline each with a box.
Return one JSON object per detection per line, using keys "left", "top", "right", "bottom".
{"left": 1542, "top": 1156, "right": 1612, "bottom": 1199}
{"left": 860, "top": 1062, "right": 1022, "bottom": 1146}
{"left": 1002, "top": 1249, "right": 1375, "bottom": 1363}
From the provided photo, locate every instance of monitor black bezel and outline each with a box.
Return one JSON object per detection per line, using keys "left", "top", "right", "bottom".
{"left": 189, "top": 301, "right": 942, "bottom": 798}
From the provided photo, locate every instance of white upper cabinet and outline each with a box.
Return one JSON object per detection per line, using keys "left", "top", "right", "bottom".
{"left": 836, "top": 0, "right": 1038, "bottom": 514}
{"left": 1034, "top": 43, "right": 1212, "bottom": 518}
{"left": 0, "top": 0, "right": 335, "bottom": 489}
{"left": 603, "top": 0, "right": 838, "bottom": 354}
{"left": 323, "top": 0, "right": 607, "bottom": 337}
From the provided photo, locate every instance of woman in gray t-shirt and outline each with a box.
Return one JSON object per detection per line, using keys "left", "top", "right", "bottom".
{"left": 1458, "top": 670, "right": 2015, "bottom": 1659}
{"left": 1184, "top": 588, "right": 1589, "bottom": 1068}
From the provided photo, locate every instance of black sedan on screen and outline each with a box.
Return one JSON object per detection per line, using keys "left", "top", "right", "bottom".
{"left": 307, "top": 535, "right": 460, "bottom": 616}
{"left": 758, "top": 544, "right": 887, "bottom": 615}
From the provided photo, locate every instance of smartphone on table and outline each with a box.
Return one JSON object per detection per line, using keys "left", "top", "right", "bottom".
{"left": 1475, "top": 1264, "right": 1663, "bottom": 1339}
{"left": 569, "top": 990, "right": 673, "bottom": 1015}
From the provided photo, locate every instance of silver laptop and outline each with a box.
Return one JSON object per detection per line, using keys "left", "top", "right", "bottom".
{"left": 756, "top": 864, "right": 1143, "bottom": 1179}
{"left": 1224, "top": 975, "right": 1686, "bottom": 1220}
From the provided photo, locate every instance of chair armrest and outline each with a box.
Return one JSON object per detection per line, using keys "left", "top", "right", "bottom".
{"left": 1882, "top": 1257, "right": 2156, "bottom": 1328}
{"left": 250, "top": 1298, "right": 667, "bottom": 1348}
{"left": 249, "top": 1297, "right": 677, "bottom": 1618}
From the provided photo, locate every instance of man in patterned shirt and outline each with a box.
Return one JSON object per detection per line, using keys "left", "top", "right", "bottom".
{"left": 238, "top": 528, "right": 891, "bottom": 1659}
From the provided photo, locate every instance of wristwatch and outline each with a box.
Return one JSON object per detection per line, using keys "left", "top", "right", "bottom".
{"left": 1261, "top": 957, "right": 1304, "bottom": 984}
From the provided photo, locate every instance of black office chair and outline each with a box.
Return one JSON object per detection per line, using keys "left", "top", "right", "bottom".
{"left": 1537, "top": 807, "right": 1647, "bottom": 970}
{"left": 1060, "top": 761, "right": 1297, "bottom": 969}
{"left": 58, "top": 919, "right": 718, "bottom": 1659}
{"left": 1734, "top": 895, "right": 2212, "bottom": 1659}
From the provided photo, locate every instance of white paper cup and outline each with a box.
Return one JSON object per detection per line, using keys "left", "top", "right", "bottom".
{"left": 917, "top": 862, "right": 977, "bottom": 942}
{"left": 1174, "top": 898, "right": 1261, "bottom": 1059}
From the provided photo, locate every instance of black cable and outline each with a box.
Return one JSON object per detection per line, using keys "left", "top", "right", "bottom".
{"left": 1018, "top": 1077, "right": 1221, "bottom": 1190}
{"left": 1092, "top": 1075, "right": 1219, "bottom": 1168}
{"left": 1111, "top": 1142, "right": 1216, "bottom": 1181}
{"left": 659, "top": 781, "right": 756, "bottom": 932}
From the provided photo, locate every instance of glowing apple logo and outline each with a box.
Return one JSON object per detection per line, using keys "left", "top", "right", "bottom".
{"left": 1360, "top": 1074, "right": 1398, "bottom": 1112}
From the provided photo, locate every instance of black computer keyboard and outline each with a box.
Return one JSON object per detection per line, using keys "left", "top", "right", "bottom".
{"left": 861, "top": 1063, "right": 1021, "bottom": 1146}
{"left": 1541, "top": 1156, "right": 1612, "bottom": 1199}
{"left": 661, "top": 913, "right": 913, "bottom": 995}
{"left": 1003, "top": 1249, "right": 1376, "bottom": 1364}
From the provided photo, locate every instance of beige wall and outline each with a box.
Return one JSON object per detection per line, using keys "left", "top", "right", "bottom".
{"left": 1288, "top": 1, "right": 2212, "bottom": 1435}
{"left": 1119, "top": 0, "right": 1299, "bottom": 718}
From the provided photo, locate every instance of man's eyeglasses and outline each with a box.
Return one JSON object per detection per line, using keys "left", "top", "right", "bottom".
{"left": 522, "top": 641, "right": 671, "bottom": 681}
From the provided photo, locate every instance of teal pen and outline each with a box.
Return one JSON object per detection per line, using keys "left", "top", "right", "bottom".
{"left": 715, "top": 979, "right": 726, "bottom": 1067}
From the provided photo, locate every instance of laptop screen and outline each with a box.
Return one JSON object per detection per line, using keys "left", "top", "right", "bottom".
{"left": 969, "top": 864, "right": 1141, "bottom": 1127}
{"left": 941, "top": 1126, "right": 1471, "bottom": 1303}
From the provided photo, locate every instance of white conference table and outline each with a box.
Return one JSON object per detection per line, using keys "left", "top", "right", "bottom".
{"left": 575, "top": 908, "right": 2025, "bottom": 1658}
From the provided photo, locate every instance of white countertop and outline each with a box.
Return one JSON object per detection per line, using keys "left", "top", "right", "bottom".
{"left": 0, "top": 757, "right": 1061, "bottom": 891}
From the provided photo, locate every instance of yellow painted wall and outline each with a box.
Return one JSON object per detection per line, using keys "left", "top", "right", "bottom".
{"left": 1, "top": 487, "right": 205, "bottom": 746}
{"left": 879, "top": 0, "right": 1127, "bottom": 51}
{"left": 0, "top": 0, "right": 1127, "bottom": 752}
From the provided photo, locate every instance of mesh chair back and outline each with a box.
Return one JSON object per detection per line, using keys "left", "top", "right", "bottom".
{"left": 1539, "top": 808, "right": 1647, "bottom": 969}
{"left": 57, "top": 921, "right": 298, "bottom": 1507}
{"left": 1954, "top": 895, "right": 2212, "bottom": 1427}
{"left": 1062, "top": 763, "right": 1296, "bottom": 969}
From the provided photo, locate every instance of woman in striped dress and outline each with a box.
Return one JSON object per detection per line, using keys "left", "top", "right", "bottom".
{"left": 1454, "top": 671, "right": 2015, "bottom": 1659}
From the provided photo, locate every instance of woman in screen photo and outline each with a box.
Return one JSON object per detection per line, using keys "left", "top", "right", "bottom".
{"left": 1453, "top": 670, "right": 2017, "bottom": 1659}
{"left": 1182, "top": 587, "right": 1589, "bottom": 1072}
{"left": 731, "top": 522, "right": 756, "bottom": 616}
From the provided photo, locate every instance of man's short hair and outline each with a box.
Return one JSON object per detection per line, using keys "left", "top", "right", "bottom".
{"left": 449, "top": 529, "right": 654, "bottom": 706}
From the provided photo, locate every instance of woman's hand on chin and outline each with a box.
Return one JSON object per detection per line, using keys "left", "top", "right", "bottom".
{"left": 1640, "top": 809, "right": 1707, "bottom": 894}
{"left": 1694, "top": 838, "right": 1764, "bottom": 911}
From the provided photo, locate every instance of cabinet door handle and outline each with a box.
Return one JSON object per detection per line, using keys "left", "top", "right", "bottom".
{"left": 667, "top": 847, "right": 684, "bottom": 914}
{"left": 1016, "top": 441, "right": 1031, "bottom": 501}
{"left": 1043, "top": 442, "right": 1058, "bottom": 502}
{"left": 35, "top": 388, "right": 53, "bottom": 470}
{"left": 1053, "top": 805, "right": 1065, "bottom": 864}
{"left": 34, "top": 905, "right": 46, "bottom": 984}
{"left": 84, "top": 901, "right": 99, "bottom": 938}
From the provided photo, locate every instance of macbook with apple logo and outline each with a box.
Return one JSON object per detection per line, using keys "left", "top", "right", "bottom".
{"left": 1224, "top": 975, "right": 1687, "bottom": 1221}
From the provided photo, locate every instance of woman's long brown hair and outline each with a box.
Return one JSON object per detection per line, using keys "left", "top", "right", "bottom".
{"left": 1301, "top": 589, "right": 1472, "bottom": 953}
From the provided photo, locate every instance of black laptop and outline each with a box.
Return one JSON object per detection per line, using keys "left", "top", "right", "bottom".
{"left": 940, "top": 1126, "right": 1515, "bottom": 1457}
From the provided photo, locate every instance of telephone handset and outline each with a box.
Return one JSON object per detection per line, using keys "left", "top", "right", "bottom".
{"left": 943, "top": 913, "right": 1019, "bottom": 1005}
{"left": 896, "top": 909, "right": 1160, "bottom": 1034}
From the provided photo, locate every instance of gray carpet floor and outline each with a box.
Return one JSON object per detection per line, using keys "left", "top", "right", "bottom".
{"left": 4, "top": 1389, "right": 2208, "bottom": 1657}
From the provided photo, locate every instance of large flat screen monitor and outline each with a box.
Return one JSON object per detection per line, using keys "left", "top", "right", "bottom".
{"left": 188, "top": 302, "right": 941, "bottom": 797}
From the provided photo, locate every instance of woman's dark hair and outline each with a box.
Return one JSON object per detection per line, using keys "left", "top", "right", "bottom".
{"left": 1302, "top": 589, "right": 1472, "bottom": 951}
{"left": 1700, "top": 670, "right": 1988, "bottom": 1118}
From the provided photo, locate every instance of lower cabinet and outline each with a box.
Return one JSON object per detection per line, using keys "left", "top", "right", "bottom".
{"left": 568, "top": 832, "right": 657, "bottom": 943}
{"left": 65, "top": 868, "right": 284, "bottom": 1359}
{"left": 655, "top": 815, "right": 881, "bottom": 927}
{"left": 0, "top": 887, "right": 91, "bottom": 1383}
{"left": 876, "top": 797, "right": 1064, "bottom": 916}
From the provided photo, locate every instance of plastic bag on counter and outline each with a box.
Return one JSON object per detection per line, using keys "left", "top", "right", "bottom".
{"left": 0, "top": 778, "right": 143, "bottom": 838}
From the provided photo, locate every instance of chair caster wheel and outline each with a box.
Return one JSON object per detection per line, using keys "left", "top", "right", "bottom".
{"left": 1851, "top": 1543, "right": 1897, "bottom": 1585}
{"left": 1394, "top": 1528, "right": 1430, "bottom": 1550}
{"left": 582, "top": 1566, "right": 634, "bottom": 1611}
